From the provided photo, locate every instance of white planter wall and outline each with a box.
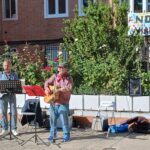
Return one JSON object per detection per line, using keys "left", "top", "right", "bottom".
{"left": 69, "top": 95, "right": 83, "bottom": 110}
{"left": 84, "top": 95, "right": 99, "bottom": 110}
{"left": 16, "top": 94, "right": 26, "bottom": 108}
{"left": 100, "top": 95, "right": 115, "bottom": 111}
{"left": 15, "top": 94, "right": 150, "bottom": 113}
{"left": 133, "top": 96, "right": 150, "bottom": 112}
{"left": 116, "top": 96, "right": 132, "bottom": 111}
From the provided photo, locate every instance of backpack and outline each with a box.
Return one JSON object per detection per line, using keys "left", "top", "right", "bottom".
{"left": 109, "top": 123, "right": 128, "bottom": 133}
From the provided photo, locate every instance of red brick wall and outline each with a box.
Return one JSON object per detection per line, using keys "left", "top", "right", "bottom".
{"left": 0, "top": 2, "right": 2, "bottom": 42}
{"left": 0, "top": 0, "right": 113, "bottom": 44}
{"left": 0, "top": 0, "right": 77, "bottom": 42}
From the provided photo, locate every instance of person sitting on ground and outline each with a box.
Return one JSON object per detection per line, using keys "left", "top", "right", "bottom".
{"left": 121, "top": 116, "right": 150, "bottom": 133}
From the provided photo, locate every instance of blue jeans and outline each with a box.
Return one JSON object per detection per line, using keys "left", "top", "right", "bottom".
{"left": 0, "top": 94, "right": 17, "bottom": 130}
{"left": 49, "top": 104, "right": 70, "bottom": 137}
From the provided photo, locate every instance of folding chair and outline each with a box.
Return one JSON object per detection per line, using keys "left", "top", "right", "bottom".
{"left": 92, "top": 100, "right": 116, "bottom": 138}
{"left": 20, "top": 99, "right": 48, "bottom": 146}
{"left": 20, "top": 99, "right": 42, "bottom": 127}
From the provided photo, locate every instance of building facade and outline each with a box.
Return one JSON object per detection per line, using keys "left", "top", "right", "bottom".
{"left": 0, "top": 0, "right": 113, "bottom": 64}
{"left": 1, "top": 0, "right": 149, "bottom": 65}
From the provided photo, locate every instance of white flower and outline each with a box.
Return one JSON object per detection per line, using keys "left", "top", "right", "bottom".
{"left": 136, "top": 47, "right": 139, "bottom": 52}
{"left": 99, "top": 44, "right": 107, "bottom": 49}
{"left": 75, "top": 38, "right": 78, "bottom": 42}
{"left": 58, "top": 51, "right": 62, "bottom": 55}
{"left": 102, "top": 44, "right": 107, "bottom": 48}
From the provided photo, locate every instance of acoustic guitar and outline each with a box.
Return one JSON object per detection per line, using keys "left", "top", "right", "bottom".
{"left": 44, "top": 85, "right": 60, "bottom": 104}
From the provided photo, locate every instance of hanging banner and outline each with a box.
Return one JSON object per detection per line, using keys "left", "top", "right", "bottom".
{"left": 128, "top": 12, "right": 150, "bottom": 36}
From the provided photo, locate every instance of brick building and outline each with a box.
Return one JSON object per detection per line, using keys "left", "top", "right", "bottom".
{"left": 1, "top": 0, "right": 149, "bottom": 65}
{"left": 0, "top": 0, "right": 113, "bottom": 64}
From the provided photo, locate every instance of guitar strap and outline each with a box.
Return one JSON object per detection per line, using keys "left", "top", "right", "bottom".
{"left": 53, "top": 73, "right": 65, "bottom": 102}
{"left": 53, "top": 74, "right": 58, "bottom": 101}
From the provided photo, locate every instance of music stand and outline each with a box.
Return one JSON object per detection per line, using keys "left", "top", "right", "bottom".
{"left": 23, "top": 85, "right": 45, "bottom": 97}
{"left": 0, "top": 80, "right": 24, "bottom": 143}
{"left": 21, "top": 85, "right": 49, "bottom": 146}
{"left": 0, "top": 80, "right": 22, "bottom": 94}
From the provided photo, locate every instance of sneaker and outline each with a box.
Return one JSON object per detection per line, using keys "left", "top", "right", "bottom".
{"left": 48, "top": 136, "right": 56, "bottom": 143}
{"left": 48, "top": 132, "right": 57, "bottom": 143}
{"left": 0, "top": 129, "right": 9, "bottom": 137}
{"left": 12, "top": 130, "right": 18, "bottom": 136}
{"left": 63, "top": 133, "right": 70, "bottom": 142}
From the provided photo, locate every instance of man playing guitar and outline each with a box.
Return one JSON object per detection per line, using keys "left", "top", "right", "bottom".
{"left": 44, "top": 63, "right": 73, "bottom": 142}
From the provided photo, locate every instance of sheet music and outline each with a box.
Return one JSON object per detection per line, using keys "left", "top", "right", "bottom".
{"left": 23, "top": 85, "right": 45, "bottom": 96}
{"left": 0, "top": 80, "right": 22, "bottom": 93}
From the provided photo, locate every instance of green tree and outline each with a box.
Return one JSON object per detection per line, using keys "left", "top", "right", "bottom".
{"left": 63, "top": 1, "right": 144, "bottom": 95}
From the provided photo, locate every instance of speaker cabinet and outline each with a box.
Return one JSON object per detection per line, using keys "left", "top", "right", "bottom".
{"left": 129, "top": 77, "right": 142, "bottom": 96}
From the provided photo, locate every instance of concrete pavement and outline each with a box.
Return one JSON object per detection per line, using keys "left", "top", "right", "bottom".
{"left": 0, "top": 125, "right": 150, "bottom": 150}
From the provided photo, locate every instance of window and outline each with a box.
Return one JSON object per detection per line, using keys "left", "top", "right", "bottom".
{"left": 78, "top": 0, "right": 96, "bottom": 16}
{"left": 148, "top": 0, "right": 150, "bottom": 12}
{"left": 2, "top": 0, "right": 18, "bottom": 20}
{"left": 44, "top": 0, "right": 68, "bottom": 18}
{"left": 45, "top": 44, "right": 68, "bottom": 66}
{"left": 134, "top": 0, "right": 142, "bottom": 12}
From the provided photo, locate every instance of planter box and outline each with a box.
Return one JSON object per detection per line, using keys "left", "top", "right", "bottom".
{"left": 100, "top": 95, "right": 115, "bottom": 111}
{"left": 133, "top": 96, "right": 149, "bottom": 112}
{"left": 16, "top": 94, "right": 26, "bottom": 108}
{"left": 15, "top": 94, "right": 150, "bottom": 113}
{"left": 84, "top": 95, "right": 99, "bottom": 110}
{"left": 69, "top": 95, "right": 83, "bottom": 110}
{"left": 116, "top": 95, "right": 132, "bottom": 111}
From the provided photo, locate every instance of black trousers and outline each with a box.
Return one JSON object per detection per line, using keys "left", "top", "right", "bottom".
{"left": 126, "top": 116, "right": 150, "bottom": 133}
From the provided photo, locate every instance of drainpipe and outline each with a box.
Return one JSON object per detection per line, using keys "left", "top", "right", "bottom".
{"left": 143, "top": 0, "right": 147, "bottom": 12}
{"left": 129, "top": 0, "right": 134, "bottom": 12}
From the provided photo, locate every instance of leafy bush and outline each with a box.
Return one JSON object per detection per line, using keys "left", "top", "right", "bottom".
{"left": 141, "top": 72, "right": 150, "bottom": 95}
{"left": 63, "top": 1, "right": 146, "bottom": 95}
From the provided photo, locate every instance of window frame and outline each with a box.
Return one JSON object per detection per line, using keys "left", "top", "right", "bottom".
{"left": 44, "top": 0, "right": 69, "bottom": 18}
{"left": 2, "top": 0, "right": 18, "bottom": 20}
